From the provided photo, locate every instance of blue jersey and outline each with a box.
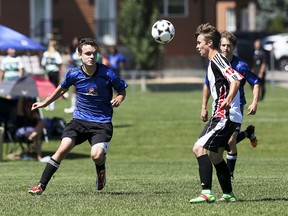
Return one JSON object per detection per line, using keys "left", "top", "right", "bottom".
{"left": 61, "top": 63, "right": 128, "bottom": 123}
{"left": 206, "top": 55, "right": 259, "bottom": 106}
{"left": 108, "top": 53, "right": 126, "bottom": 70}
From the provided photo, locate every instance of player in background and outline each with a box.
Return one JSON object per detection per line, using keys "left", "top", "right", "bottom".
{"left": 201, "top": 31, "right": 260, "bottom": 179}
{"left": 64, "top": 36, "right": 82, "bottom": 114}
{"left": 252, "top": 39, "right": 267, "bottom": 101}
{"left": 0, "top": 48, "right": 24, "bottom": 82}
{"left": 28, "top": 38, "right": 128, "bottom": 195}
{"left": 190, "top": 23, "right": 243, "bottom": 204}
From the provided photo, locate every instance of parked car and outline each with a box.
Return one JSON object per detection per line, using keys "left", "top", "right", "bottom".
{"left": 261, "top": 33, "right": 288, "bottom": 71}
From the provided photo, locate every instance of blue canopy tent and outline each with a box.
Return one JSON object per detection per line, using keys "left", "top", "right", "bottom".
{"left": 0, "top": 24, "right": 46, "bottom": 51}
{"left": 0, "top": 24, "right": 49, "bottom": 143}
{"left": 0, "top": 24, "right": 46, "bottom": 75}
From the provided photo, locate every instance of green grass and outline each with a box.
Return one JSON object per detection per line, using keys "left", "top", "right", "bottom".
{"left": 1, "top": 83, "right": 287, "bottom": 216}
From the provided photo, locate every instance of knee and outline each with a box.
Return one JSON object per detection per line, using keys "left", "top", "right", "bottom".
{"left": 91, "top": 150, "right": 104, "bottom": 163}
{"left": 192, "top": 144, "right": 205, "bottom": 157}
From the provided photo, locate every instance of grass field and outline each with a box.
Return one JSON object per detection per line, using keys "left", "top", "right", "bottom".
{"left": 0, "top": 82, "right": 287, "bottom": 216}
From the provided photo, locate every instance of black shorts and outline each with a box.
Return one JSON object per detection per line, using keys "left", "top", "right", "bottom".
{"left": 61, "top": 119, "right": 113, "bottom": 146}
{"left": 196, "top": 117, "right": 240, "bottom": 153}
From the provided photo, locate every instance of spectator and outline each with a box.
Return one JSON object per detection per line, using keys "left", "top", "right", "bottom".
{"left": 64, "top": 36, "right": 82, "bottom": 114}
{"left": 108, "top": 46, "right": 126, "bottom": 77}
{"left": 0, "top": 48, "right": 24, "bottom": 82}
{"left": 15, "top": 97, "right": 47, "bottom": 162}
{"left": 252, "top": 39, "right": 267, "bottom": 101}
{"left": 41, "top": 40, "right": 63, "bottom": 111}
{"left": 100, "top": 46, "right": 110, "bottom": 66}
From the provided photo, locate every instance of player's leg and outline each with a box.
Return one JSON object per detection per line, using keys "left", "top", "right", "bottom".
{"left": 210, "top": 120, "right": 239, "bottom": 202}
{"left": 226, "top": 131, "right": 238, "bottom": 179}
{"left": 190, "top": 143, "right": 215, "bottom": 203}
{"left": 91, "top": 143, "right": 108, "bottom": 190}
{"left": 28, "top": 137, "right": 75, "bottom": 195}
{"left": 90, "top": 122, "right": 113, "bottom": 191}
{"left": 64, "top": 86, "right": 77, "bottom": 113}
{"left": 210, "top": 148, "right": 236, "bottom": 202}
{"left": 236, "top": 125, "right": 258, "bottom": 147}
{"left": 189, "top": 119, "right": 222, "bottom": 204}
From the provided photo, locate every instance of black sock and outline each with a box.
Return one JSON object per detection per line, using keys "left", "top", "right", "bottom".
{"left": 214, "top": 160, "right": 232, "bottom": 194}
{"left": 95, "top": 155, "right": 106, "bottom": 174}
{"left": 197, "top": 154, "right": 213, "bottom": 190}
{"left": 236, "top": 131, "right": 246, "bottom": 143}
{"left": 39, "top": 158, "right": 60, "bottom": 190}
{"left": 226, "top": 153, "right": 237, "bottom": 176}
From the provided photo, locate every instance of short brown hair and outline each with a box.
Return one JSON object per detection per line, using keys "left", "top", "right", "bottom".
{"left": 77, "top": 38, "right": 99, "bottom": 54}
{"left": 195, "top": 23, "right": 221, "bottom": 49}
{"left": 221, "top": 31, "right": 237, "bottom": 47}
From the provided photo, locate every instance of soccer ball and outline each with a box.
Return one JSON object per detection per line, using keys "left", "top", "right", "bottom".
{"left": 151, "top": 19, "right": 175, "bottom": 44}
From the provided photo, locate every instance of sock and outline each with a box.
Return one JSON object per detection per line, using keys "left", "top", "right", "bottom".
{"left": 226, "top": 153, "right": 237, "bottom": 176}
{"left": 39, "top": 158, "right": 60, "bottom": 190}
{"left": 236, "top": 131, "right": 247, "bottom": 143}
{"left": 95, "top": 155, "right": 106, "bottom": 174}
{"left": 197, "top": 154, "right": 213, "bottom": 190}
{"left": 214, "top": 160, "right": 232, "bottom": 194}
{"left": 49, "top": 101, "right": 55, "bottom": 110}
{"left": 71, "top": 94, "right": 76, "bottom": 108}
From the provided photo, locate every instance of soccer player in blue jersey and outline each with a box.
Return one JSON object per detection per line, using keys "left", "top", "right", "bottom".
{"left": 201, "top": 31, "right": 260, "bottom": 180}
{"left": 190, "top": 23, "right": 243, "bottom": 204}
{"left": 28, "top": 38, "right": 128, "bottom": 195}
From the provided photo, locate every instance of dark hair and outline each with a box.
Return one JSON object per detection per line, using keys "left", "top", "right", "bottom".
{"left": 195, "top": 23, "right": 221, "bottom": 49}
{"left": 221, "top": 31, "right": 237, "bottom": 47}
{"left": 77, "top": 38, "right": 99, "bottom": 54}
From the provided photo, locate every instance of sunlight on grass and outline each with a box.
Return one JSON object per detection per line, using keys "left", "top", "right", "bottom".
{"left": 0, "top": 83, "right": 287, "bottom": 216}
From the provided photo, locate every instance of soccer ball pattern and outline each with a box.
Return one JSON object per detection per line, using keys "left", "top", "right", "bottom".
{"left": 151, "top": 19, "right": 175, "bottom": 44}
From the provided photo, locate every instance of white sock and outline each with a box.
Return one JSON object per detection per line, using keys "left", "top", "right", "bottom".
{"left": 71, "top": 94, "right": 77, "bottom": 108}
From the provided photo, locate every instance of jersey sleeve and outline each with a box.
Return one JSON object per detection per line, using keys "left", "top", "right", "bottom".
{"left": 60, "top": 68, "right": 76, "bottom": 89}
{"left": 237, "top": 62, "right": 259, "bottom": 86}
{"left": 106, "top": 68, "right": 128, "bottom": 92}
{"left": 212, "top": 53, "right": 243, "bottom": 83}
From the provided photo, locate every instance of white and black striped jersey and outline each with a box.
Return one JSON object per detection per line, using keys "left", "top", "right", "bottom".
{"left": 206, "top": 53, "right": 243, "bottom": 123}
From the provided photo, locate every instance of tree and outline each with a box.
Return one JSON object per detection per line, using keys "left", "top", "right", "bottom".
{"left": 257, "top": 0, "right": 288, "bottom": 32}
{"left": 118, "top": 0, "right": 161, "bottom": 70}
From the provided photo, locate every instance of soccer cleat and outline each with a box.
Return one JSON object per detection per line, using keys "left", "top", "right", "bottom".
{"left": 218, "top": 193, "right": 238, "bottom": 202}
{"left": 189, "top": 190, "right": 216, "bottom": 203}
{"left": 28, "top": 185, "right": 43, "bottom": 196}
{"left": 246, "top": 125, "right": 258, "bottom": 148}
{"left": 96, "top": 169, "right": 106, "bottom": 191}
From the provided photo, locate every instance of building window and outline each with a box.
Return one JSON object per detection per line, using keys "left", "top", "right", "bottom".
{"left": 159, "top": 0, "right": 188, "bottom": 17}
{"left": 95, "top": 0, "right": 117, "bottom": 45}
{"left": 226, "top": 8, "right": 236, "bottom": 32}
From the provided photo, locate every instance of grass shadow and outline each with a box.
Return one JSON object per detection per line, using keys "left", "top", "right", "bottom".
{"left": 239, "top": 197, "right": 288, "bottom": 202}
{"left": 114, "top": 123, "right": 133, "bottom": 128}
{"left": 42, "top": 151, "right": 89, "bottom": 159}
{"left": 147, "top": 83, "right": 203, "bottom": 92}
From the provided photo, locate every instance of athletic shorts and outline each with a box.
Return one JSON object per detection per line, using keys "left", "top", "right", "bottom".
{"left": 61, "top": 119, "right": 113, "bottom": 146}
{"left": 195, "top": 117, "right": 240, "bottom": 153}
{"left": 235, "top": 105, "right": 244, "bottom": 132}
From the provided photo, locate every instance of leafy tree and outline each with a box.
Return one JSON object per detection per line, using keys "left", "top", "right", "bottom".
{"left": 257, "top": 0, "right": 288, "bottom": 32}
{"left": 118, "top": 0, "right": 161, "bottom": 70}
{"left": 268, "top": 14, "right": 288, "bottom": 33}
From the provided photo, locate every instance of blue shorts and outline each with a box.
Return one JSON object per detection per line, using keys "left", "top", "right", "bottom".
{"left": 61, "top": 119, "right": 113, "bottom": 146}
